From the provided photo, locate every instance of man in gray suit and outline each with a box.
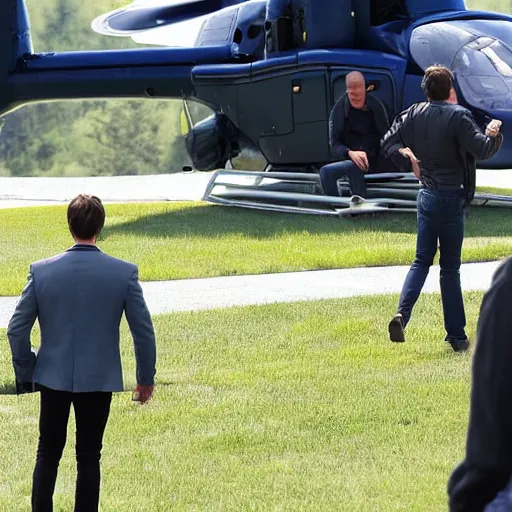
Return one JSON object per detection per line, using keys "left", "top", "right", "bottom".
{"left": 7, "top": 194, "right": 157, "bottom": 512}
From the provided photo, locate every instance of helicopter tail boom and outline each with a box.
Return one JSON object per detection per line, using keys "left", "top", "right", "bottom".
{"left": 4, "top": 46, "right": 234, "bottom": 115}
{"left": 0, "top": 0, "right": 236, "bottom": 115}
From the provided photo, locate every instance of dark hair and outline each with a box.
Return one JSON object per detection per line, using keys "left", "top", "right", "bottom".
{"left": 67, "top": 194, "right": 105, "bottom": 240}
{"left": 421, "top": 65, "right": 454, "bottom": 101}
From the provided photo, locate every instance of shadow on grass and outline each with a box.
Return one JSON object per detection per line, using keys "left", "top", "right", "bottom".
{"left": 0, "top": 383, "right": 138, "bottom": 396}
{"left": 101, "top": 202, "right": 512, "bottom": 240}
{"left": 0, "top": 383, "right": 17, "bottom": 395}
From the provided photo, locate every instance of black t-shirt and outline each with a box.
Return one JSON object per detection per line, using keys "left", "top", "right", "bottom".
{"left": 344, "top": 106, "right": 381, "bottom": 157}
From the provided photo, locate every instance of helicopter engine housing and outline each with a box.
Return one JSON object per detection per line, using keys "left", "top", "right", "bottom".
{"left": 185, "top": 112, "right": 240, "bottom": 171}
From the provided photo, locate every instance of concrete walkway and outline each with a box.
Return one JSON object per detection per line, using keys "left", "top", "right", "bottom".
{"left": 0, "top": 260, "right": 503, "bottom": 328}
{"left": 1, "top": 169, "right": 511, "bottom": 207}
{"left": 0, "top": 171, "right": 215, "bottom": 206}
{"left": 0, "top": 170, "right": 509, "bottom": 327}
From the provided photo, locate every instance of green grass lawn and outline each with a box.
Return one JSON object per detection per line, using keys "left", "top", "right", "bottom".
{"left": 1, "top": 198, "right": 512, "bottom": 296}
{"left": 477, "top": 185, "right": 512, "bottom": 196}
{"left": 0, "top": 292, "right": 481, "bottom": 511}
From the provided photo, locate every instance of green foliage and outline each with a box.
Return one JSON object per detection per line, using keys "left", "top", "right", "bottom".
{"left": 0, "top": 0, "right": 191, "bottom": 177}
{"left": 466, "top": 0, "right": 511, "bottom": 12}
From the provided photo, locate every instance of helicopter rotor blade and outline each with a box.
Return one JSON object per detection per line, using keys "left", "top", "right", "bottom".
{"left": 91, "top": 0, "right": 249, "bottom": 36}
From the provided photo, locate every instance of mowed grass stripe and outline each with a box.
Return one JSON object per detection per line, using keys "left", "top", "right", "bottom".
{"left": 0, "top": 292, "right": 483, "bottom": 511}
{"left": 1, "top": 196, "right": 511, "bottom": 295}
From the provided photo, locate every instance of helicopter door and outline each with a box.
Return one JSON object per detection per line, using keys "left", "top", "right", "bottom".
{"left": 290, "top": 70, "right": 329, "bottom": 161}
{"left": 258, "top": 69, "right": 329, "bottom": 164}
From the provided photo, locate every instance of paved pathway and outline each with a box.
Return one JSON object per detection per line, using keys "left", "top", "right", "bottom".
{"left": 0, "top": 260, "right": 503, "bottom": 328}
{"left": 0, "top": 170, "right": 509, "bottom": 327}
{"left": 0, "top": 172, "right": 214, "bottom": 206}
{"left": 0, "top": 169, "right": 511, "bottom": 207}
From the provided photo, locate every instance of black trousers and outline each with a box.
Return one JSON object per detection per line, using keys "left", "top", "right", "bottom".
{"left": 32, "top": 386, "right": 112, "bottom": 512}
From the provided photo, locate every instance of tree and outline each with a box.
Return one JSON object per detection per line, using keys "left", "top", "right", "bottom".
{"left": 0, "top": 0, "right": 186, "bottom": 177}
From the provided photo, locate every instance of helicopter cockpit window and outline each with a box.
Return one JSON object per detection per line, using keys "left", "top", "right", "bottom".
{"left": 453, "top": 37, "right": 512, "bottom": 110}
{"left": 410, "top": 21, "right": 512, "bottom": 111}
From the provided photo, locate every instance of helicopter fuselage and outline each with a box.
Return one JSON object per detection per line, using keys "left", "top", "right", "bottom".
{"left": 1, "top": 0, "right": 512, "bottom": 171}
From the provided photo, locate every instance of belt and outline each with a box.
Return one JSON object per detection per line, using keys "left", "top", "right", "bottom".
{"left": 421, "top": 184, "right": 463, "bottom": 191}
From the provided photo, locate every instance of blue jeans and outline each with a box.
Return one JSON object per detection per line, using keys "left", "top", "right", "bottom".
{"left": 320, "top": 160, "right": 367, "bottom": 196}
{"left": 319, "top": 156, "right": 395, "bottom": 197}
{"left": 398, "top": 188, "right": 467, "bottom": 341}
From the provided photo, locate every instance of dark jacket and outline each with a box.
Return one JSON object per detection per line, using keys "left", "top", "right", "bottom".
{"left": 381, "top": 101, "right": 503, "bottom": 204}
{"left": 329, "top": 93, "right": 390, "bottom": 160}
{"left": 448, "top": 258, "right": 512, "bottom": 511}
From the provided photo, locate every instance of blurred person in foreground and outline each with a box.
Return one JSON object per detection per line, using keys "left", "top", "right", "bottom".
{"left": 7, "top": 194, "right": 157, "bottom": 512}
{"left": 448, "top": 257, "right": 512, "bottom": 511}
{"left": 381, "top": 65, "right": 502, "bottom": 351}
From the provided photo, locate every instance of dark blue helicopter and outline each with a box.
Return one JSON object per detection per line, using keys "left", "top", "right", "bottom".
{"left": 1, "top": 0, "right": 512, "bottom": 215}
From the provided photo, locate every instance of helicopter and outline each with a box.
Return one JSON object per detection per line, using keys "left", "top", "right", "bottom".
{"left": 1, "top": 0, "right": 512, "bottom": 216}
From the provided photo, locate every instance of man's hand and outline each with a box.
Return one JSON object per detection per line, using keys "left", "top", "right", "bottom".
{"left": 348, "top": 150, "right": 369, "bottom": 172}
{"left": 485, "top": 119, "right": 502, "bottom": 138}
{"left": 399, "top": 147, "right": 421, "bottom": 179}
{"left": 132, "top": 384, "right": 154, "bottom": 404}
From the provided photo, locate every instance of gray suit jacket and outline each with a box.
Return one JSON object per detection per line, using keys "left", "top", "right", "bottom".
{"left": 7, "top": 244, "right": 156, "bottom": 393}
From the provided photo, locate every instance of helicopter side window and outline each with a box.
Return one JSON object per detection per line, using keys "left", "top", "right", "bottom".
{"left": 332, "top": 73, "right": 394, "bottom": 119}
{"left": 182, "top": 99, "right": 215, "bottom": 130}
{"left": 370, "top": 0, "right": 408, "bottom": 25}
{"left": 333, "top": 80, "right": 347, "bottom": 102}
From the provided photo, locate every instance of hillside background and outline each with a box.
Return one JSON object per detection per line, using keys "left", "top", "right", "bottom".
{"left": 0, "top": 0, "right": 509, "bottom": 177}
{"left": 0, "top": 0, "right": 192, "bottom": 177}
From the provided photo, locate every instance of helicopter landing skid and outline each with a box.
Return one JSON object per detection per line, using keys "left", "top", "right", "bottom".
{"left": 202, "top": 169, "right": 512, "bottom": 217}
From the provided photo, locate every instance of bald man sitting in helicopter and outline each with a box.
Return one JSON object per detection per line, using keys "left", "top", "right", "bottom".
{"left": 319, "top": 71, "right": 397, "bottom": 198}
